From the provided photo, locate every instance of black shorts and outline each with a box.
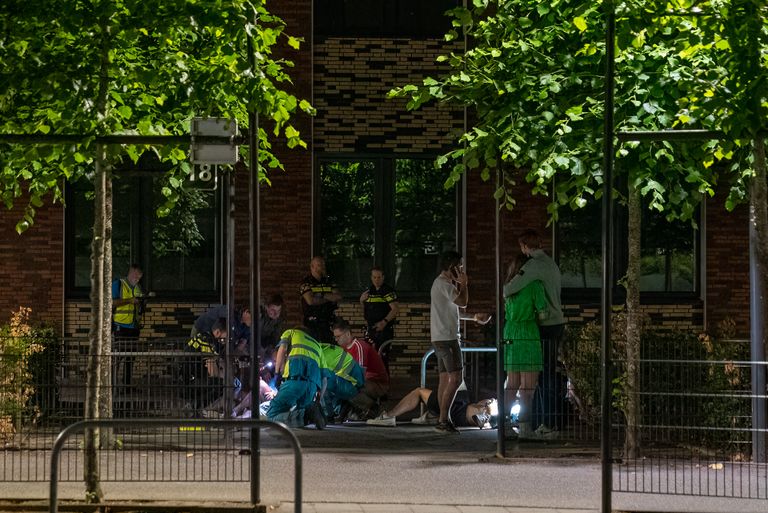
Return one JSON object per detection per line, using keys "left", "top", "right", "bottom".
{"left": 425, "top": 390, "right": 470, "bottom": 426}
{"left": 432, "top": 339, "right": 463, "bottom": 373}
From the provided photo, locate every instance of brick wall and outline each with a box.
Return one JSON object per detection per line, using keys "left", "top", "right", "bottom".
{"left": 705, "top": 196, "right": 750, "bottom": 335}
{"left": 314, "top": 37, "right": 464, "bottom": 152}
{"left": 0, "top": 195, "right": 63, "bottom": 330}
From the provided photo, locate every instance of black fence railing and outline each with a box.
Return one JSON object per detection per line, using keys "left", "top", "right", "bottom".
{"left": 2, "top": 333, "right": 767, "bottom": 501}
{"left": 49, "top": 419, "right": 303, "bottom": 513}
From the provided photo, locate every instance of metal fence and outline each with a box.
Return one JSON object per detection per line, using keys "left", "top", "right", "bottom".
{"left": 3, "top": 332, "right": 767, "bottom": 502}
{"left": 49, "top": 419, "right": 303, "bottom": 513}
{"left": 1, "top": 336, "right": 251, "bottom": 482}
{"left": 611, "top": 336, "right": 768, "bottom": 500}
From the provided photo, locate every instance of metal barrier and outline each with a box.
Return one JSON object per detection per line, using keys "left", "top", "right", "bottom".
{"left": 419, "top": 346, "right": 497, "bottom": 416}
{"left": 49, "top": 419, "right": 303, "bottom": 513}
{"left": 419, "top": 345, "right": 497, "bottom": 389}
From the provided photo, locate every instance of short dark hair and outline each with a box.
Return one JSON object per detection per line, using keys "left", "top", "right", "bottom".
{"left": 518, "top": 229, "right": 541, "bottom": 249}
{"left": 370, "top": 266, "right": 383, "bottom": 274}
{"left": 265, "top": 293, "right": 283, "bottom": 306}
{"left": 211, "top": 318, "right": 227, "bottom": 335}
{"left": 332, "top": 318, "right": 351, "bottom": 332}
{"left": 438, "top": 250, "right": 462, "bottom": 272}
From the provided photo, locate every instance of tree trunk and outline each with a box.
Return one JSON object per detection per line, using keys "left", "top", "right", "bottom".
{"left": 84, "top": 11, "right": 113, "bottom": 500}
{"left": 98, "top": 166, "right": 113, "bottom": 448}
{"left": 84, "top": 145, "right": 107, "bottom": 503}
{"left": 625, "top": 183, "right": 642, "bottom": 459}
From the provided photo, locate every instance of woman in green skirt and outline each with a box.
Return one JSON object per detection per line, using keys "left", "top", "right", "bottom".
{"left": 503, "top": 253, "right": 548, "bottom": 439}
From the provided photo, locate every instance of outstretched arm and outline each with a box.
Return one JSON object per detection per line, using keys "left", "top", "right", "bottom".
{"left": 503, "top": 263, "right": 538, "bottom": 297}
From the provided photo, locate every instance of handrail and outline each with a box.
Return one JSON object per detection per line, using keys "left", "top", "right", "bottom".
{"left": 420, "top": 345, "right": 497, "bottom": 389}
{"left": 49, "top": 419, "right": 302, "bottom": 513}
{"left": 419, "top": 345, "right": 497, "bottom": 416}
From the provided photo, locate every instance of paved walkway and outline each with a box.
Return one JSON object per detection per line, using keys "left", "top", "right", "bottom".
{"left": 2, "top": 421, "right": 767, "bottom": 513}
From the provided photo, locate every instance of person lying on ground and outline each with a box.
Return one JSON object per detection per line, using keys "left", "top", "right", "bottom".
{"left": 366, "top": 382, "right": 494, "bottom": 429}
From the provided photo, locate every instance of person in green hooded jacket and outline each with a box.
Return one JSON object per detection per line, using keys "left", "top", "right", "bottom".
{"left": 503, "top": 252, "right": 548, "bottom": 439}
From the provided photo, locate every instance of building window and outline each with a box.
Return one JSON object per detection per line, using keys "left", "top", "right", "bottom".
{"left": 65, "top": 170, "right": 222, "bottom": 298}
{"left": 557, "top": 200, "right": 698, "bottom": 295}
{"left": 315, "top": 0, "right": 460, "bottom": 38}
{"left": 318, "top": 156, "right": 457, "bottom": 298}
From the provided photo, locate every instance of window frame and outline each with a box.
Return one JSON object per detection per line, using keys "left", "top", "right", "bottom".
{"left": 314, "top": 0, "right": 461, "bottom": 38}
{"left": 555, "top": 199, "right": 702, "bottom": 304}
{"left": 314, "top": 153, "right": 459, "bottom": 301}
{"left": 64, "top": 165, "right": 225, "bottom": 301}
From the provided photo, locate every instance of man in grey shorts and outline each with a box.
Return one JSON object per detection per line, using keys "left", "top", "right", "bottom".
{"left": 430, "top": 251, "right": 488, "bottom": 433}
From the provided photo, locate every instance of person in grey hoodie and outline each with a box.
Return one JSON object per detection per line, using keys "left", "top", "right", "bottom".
{"left": 503, "top": 229, "right": 565, "bottom": 436}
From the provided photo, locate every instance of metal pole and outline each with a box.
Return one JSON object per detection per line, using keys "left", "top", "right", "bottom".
{"left": 750, "top": 195, "right": 767, "bottom": 463}
{"left": 225, "top": 167, "right": 236, "bottom": 451}
{"left": 495, "top": 168, "right": 506, "bottom": 457}
{"left": 0, "top": 133, "right": 246, "bottom": 145}
{"left": 247, "top": 9, "right": 262, "bottom": 503}
{"left": 601, "top": 0, "right": 616, "bottom": 511}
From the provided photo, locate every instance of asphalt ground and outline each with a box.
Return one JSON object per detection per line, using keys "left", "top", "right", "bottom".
{"left": 2, "top": 421, "right": 767, "bottom": 513}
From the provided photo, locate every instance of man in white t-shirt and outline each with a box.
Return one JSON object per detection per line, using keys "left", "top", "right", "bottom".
{"left": 430, "top": 251, "right": 488, "bottom": 433}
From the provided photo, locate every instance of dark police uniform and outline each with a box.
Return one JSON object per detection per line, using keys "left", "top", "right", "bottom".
{"left": 299, "top": 274, "right": 339, "bottom": 344}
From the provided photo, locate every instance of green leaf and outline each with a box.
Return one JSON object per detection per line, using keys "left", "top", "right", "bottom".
{"left": 573, "top": 17, "right": 587, "bottom": 32}
{"left": 117, "top": 106, "right": 133, "bottom": 119}
{"left": 287, "top": 36, "right": 301, "bottom": 49}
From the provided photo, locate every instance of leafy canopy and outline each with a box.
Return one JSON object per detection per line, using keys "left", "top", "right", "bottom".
{"left": 0, "top": 0, "right": 314, "bottom": 232}
{"left": 390, "top": 0, "right": 766, "bottom": 221}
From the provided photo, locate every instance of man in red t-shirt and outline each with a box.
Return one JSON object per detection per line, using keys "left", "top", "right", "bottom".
{"left": 333, "top": 318, "right": 389, "bottom": 418}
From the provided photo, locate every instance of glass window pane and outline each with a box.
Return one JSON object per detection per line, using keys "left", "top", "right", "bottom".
{"left": 67, "top": 174, "right": 219, "bottom": 296}
{"left": 315, "top": 0, "right": 458, "bottom": 37}
{"left": 319, "top": 160, "right": 376, "bottom": 292}
{"left": 557, "top": 202, "right": 603, "bottom": 289}
{"left": 394, "top": 159, "right": 456, "bottom": 295}
{"left": 148, "top": 179, "right": 218, "bottom": 292}
{"left": 640, "top": 211, "right": 695, "bottom": 292}
{"left": 70, "top": 180, "right": 95, "bottom": 289}
{"left": 111, "top": 178, "right": 134, "bottom": 279}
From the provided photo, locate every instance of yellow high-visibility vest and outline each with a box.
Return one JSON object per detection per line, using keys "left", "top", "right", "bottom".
{"left": 114, "top": 279, "right": 142, "bottom": 326}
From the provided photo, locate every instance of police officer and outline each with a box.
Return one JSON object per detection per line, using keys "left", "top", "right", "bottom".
{"left": 299, "top": 256, "right": 342, "bottom": 344}
{"left": 359, "top": 266, "right": 399, "bottom": 368}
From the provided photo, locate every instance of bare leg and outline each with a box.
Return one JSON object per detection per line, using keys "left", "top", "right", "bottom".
{"left": 518, "top": 371, "right": 538, "bottom": 422}
{"left": 438, "top": 370, "right": 462, "bottom": 423}
{"left": 234, "top": 391, "right": 252, "bottom": 416}
{"left": 505, "top": 371, "right": 521, "bottom": 419}
{"left": 387, "top": 388, "right": 432, "bottom": 418}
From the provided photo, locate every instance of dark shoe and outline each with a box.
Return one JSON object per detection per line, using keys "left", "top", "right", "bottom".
{"left": 304, "top": 403, "right": 325, "bottom": 429}
{"left": 307, "top": 403, "right": 326, "bottom": 430}
{"left": 434, "top": 421, "right": 459, "bottom": 434}
{"left": 471, "top": 412, "right": 490, "bottom": 429}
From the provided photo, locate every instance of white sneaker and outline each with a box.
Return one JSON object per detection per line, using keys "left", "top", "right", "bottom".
{"left": 411, "top": 411, "right": 438, "bottom": 425}
{"left": 366, "top": 413, "right": 396, "bottom": 427}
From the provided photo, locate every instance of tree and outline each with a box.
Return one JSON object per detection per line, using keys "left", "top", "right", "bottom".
{"left": 389, "top": 0, "right": 765, "bottom": 457}
{"left": 0, "top": 0, "right": 312, "bottom": 501}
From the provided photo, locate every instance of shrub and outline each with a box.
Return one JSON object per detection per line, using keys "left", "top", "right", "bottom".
{"left": 562, "top": 314, "right": 751, "bottom": 455}
{"left": 0, "top": 307, "right": 58, "bottom": 443}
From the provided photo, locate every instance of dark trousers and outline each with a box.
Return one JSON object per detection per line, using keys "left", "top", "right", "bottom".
{"left": 535, "top": 324, "right": 565, "bottom": 430}
{"left": 112, "top": 325, "right": 140, "bottom": 387}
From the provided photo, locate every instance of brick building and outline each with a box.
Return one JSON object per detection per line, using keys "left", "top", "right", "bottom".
{"left": 0, "top": 0, "right": 752, "bottom": 380}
